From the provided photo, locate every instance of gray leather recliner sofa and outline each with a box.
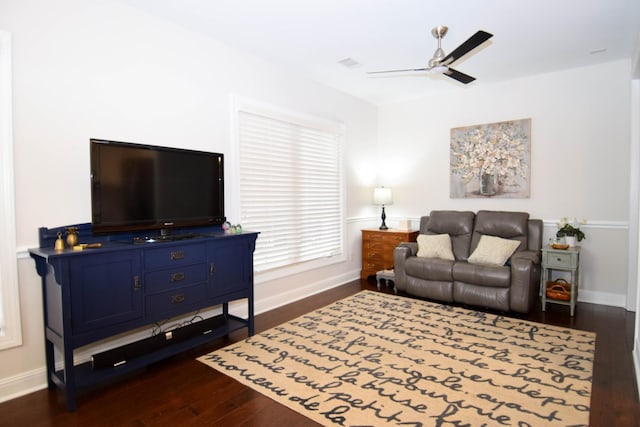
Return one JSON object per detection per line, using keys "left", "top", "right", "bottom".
{"left": 393, "top": 210, "right": 543, "bottom": 313}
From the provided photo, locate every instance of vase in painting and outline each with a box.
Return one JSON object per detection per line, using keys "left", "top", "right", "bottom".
{"left": 479, "top": 172, "right": 498, "bottom": 196}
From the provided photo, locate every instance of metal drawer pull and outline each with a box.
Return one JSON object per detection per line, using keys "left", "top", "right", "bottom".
{"left": 171, "top": 272, "right": 185, "bottom": 282}
{"left": 210, "top": 262, "right": 216, "bottom": 274}
{"left": 170, "top": 250, "right": 185, "bottom": 260}
{"left": 171, "top": 294, "right": 185, "bottom": 304}
{"left": 134, "top": 275, "right": 141, "bottom": 290}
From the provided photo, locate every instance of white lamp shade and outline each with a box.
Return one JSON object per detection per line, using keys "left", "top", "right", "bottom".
{"left": 373, "top": 187, "right": 393, "bottom": 205}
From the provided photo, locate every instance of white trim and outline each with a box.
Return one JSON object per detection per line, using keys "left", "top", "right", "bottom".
{"left": 577, "top": 289, "right": 627, "bottom": 308}
{"left": 635, "top": 340, "right": 640, "bottom": 401}
{"left": 0, "top": 30, "right": 22, "bottom": 350}
{"left": 627, "top": 75, "right": 639, "bottom": 313}
{"left": 0, "top": 367, "right": 46, "bottom": 403}
{"left": 632, "top": 67, "right": 640, "bottom": 400}
{"left": 542, "top": 219, "right": 629, "bottom": 230}
{"left": 236, "top": 270, "right": 359, "bottom": 319}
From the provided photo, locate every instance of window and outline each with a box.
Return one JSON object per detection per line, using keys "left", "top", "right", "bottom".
{"left": 233, "top": 99, "right": 345, "bottom": 276}
{"left": 0, "top": 30, "right": 22, "bottom": 350}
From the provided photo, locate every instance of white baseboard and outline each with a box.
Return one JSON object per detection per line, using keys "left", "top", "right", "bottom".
{"left": 578, "top": 289, "right": 627, "bottom": 308}
{"left": 226, "top": 270, "right": 360, "bottom": 319}
{"left": 0, "top": 366, "right": 47, "bottom": 403}
{"left": 255, "top": 271, "right": 359, "bottom": 316}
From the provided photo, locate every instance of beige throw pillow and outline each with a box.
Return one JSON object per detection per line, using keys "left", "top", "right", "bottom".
{"left": 467, "top": 235, "right": 521, "bottom": 266}
{"left": 416, "top": 234, "right": 455, "bottom": 261}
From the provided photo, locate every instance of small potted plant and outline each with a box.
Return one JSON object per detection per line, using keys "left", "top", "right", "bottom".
{"left": 556, "top": 217, "right": 586, "bottom": 246}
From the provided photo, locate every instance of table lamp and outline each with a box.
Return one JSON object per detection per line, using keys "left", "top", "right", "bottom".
{"left": 373, "top": 186, "right": 393, "bottom": 230}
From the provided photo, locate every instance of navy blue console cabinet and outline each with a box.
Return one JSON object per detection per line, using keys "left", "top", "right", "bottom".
{"left": 29, "top": 223, "right": 258, "bottom": 411}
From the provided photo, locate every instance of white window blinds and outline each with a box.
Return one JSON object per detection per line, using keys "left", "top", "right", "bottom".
{"left": 237, "top": 109, "right": 344, "bottom": 273}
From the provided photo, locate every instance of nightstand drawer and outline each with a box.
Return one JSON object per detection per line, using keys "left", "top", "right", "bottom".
{"left": 363, "top": 249, "right": 385, "bottom": 261}
{"left": 363, "top": 240, "right": 385, "bottom": 251}
{"left": 364, "top": 260, "right": 387, "bottom": 272}
{"left": 384, "top": 235, "right": 408, "bottom": 245}
{"left": 544, "top": 250, "right": 579, "bottom": 269}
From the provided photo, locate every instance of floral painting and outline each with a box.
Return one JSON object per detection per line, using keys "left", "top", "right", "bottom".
{"left": 450, "top": 118, "right": 531, "bottom": 198}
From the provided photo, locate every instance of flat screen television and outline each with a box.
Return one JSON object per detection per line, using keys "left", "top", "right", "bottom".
{"left": 90, "top": 138, "right": 225, "bottom": 235}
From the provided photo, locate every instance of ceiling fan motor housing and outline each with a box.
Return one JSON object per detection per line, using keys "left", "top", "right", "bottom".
{"left": 431, "top": 26, "right": 448, "bottom": 38}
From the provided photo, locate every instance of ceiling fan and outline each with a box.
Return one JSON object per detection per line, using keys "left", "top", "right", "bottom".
{"left": 367, "top": 26, "right": 493, "bottom": 84}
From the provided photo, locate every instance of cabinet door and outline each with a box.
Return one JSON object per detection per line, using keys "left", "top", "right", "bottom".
{"left": 208, "top": 239, "right": 251, "bottom": 298}
{"left": 70, "top": 251, "right": 143, "bottom": 333}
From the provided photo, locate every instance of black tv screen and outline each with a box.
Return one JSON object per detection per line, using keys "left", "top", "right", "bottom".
{"left": 90, "top": 139, "right": 225, "bottom": 234}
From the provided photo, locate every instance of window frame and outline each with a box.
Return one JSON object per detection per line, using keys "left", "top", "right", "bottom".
{"left": 230, "top": 96, "right": 347, "bottom": 283}
{"left": 0, "top": 30, "right": 22, "bottom": 350}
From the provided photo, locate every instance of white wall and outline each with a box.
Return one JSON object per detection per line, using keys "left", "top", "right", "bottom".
{"left": 377, "top": 60, "right": 633, "bottom": 308}
{"left": 0, "top": 0, "right": 378, "bottom": 401}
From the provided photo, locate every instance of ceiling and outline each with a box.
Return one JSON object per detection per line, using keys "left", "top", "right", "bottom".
{"left": 119, "top": 0, "right": 640, "bottom": 105}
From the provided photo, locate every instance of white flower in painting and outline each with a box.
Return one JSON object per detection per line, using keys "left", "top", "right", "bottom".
{"left": 451, "top": 120, "right": 529, "bottom": 187}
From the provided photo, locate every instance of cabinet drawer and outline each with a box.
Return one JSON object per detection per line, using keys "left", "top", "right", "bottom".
{"left": 144, "top": 243, "right": 207, "bottom": 270}
{"left": 363, "top": 240, "right": 385, "bottom": 251}
{"left": 145, "top": 264, "right": 208, "bottom": 294}
{"left": 384, "top": 235, "right": 408, "bottom": 245}
{"left": 363, "top": 247, "right": 385, "bottom": 261}
{"left": 544, "top": 251, "right": 578, "bottom": 268}
{"left": 363, "top": 260, "right": 387, "bottom": 272}
{"left": 362, "top": 231, "right": 384, "bottom": 242}
{"left": 145, "top": 283, "right": 207, "bottom": 317}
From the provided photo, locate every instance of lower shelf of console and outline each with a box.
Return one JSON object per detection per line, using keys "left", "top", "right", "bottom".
{"left": 49, "top": 314, "right": 248, "bottom": 402}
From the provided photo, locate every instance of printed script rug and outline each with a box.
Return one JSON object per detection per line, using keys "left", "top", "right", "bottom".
{"left": 198, "top": 291, "right": 595, "bottom": 426}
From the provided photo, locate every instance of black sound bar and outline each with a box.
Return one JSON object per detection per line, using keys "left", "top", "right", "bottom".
{"left": 91, "top": 315, "right": 226, "bottom": 370}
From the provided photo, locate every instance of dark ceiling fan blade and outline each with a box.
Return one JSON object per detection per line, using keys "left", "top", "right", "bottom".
{"left": 367, "top": 67, "right": 428, "bottom": 74}
{"left": 441, "top": 30, "right": 493, "bottom": 65}
{"left": 444, "top": 68, "right": 476, "bottom": 84}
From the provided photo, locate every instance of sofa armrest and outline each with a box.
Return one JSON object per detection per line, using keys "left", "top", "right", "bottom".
{"left": 509, "top": 251, "right": 541, "bottom": 313}
{"left": 393, "top": 243, "right": 417, "bottom": 292}
{"left": 511, "top": 250, "right": 540, "bottom": 265}
{"left": 398, "top": 242, "right": 418, "bottom": 256}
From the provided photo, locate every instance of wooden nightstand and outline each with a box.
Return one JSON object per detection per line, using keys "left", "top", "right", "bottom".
{"left": 541, "top": 245, "right": 581, "bottom": 316}
{"left": 361, "top": 229, "right": 419, "bottom": 279}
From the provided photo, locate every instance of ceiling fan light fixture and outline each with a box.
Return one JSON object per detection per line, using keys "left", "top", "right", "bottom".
{"left": 430, "top": 65, "right": 448, "bottom": 74}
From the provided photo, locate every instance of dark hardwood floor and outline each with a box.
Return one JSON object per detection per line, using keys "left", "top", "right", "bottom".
{"left": 1, "top": 279, "right": 639, "bottom": 426}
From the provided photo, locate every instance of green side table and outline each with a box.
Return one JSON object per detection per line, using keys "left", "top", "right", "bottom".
{"left": 541, "top": 245, "right": 581, "bottom": 316}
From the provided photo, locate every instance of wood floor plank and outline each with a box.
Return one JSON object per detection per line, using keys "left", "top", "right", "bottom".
{"left": 0, "top": 279, "right": 638, "bottom": 426}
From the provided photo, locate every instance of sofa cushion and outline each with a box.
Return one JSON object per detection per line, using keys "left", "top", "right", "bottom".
{"left": 471, "top": 210, "right": 529, "bottom": 254}
{"left": 453, "top": 262, "right": 511, "bottom": 288}
{"left": 453, "top": 282, "right": 510, "bottom": 311}
{"left": 423, "top": 211, "right": 475, "bottom": 261}
{"left": 416, "top": 234, "right": 455, "bottom": 260}
{"left": 405, "top": 257, "right": 454, "bottom": 282}
{"left": 467, "top": 235, "right": 521, "bottom": 266}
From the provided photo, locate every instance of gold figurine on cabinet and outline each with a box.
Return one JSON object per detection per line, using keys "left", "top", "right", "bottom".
{"left": 66, "top": 227, "right": 79, "bottom": 247}
{"left": 54, "top": 232, "right": 65, "bottom": 251}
